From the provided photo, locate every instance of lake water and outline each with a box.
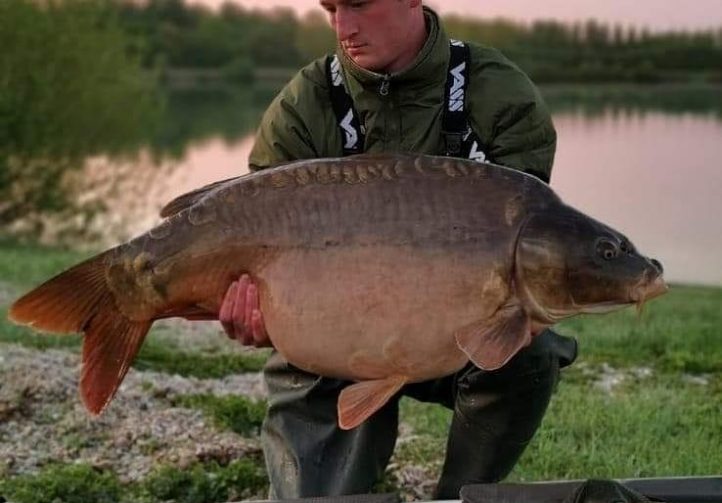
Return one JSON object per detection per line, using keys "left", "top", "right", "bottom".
{"left": 71, "top": 85, "right": 722, "bottom": 286}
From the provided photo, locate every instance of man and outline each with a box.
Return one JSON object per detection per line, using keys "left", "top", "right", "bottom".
{"left": 219, "top": 0, "right": 577, "bottom": 499}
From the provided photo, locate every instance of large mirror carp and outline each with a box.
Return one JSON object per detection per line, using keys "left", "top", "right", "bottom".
{"left": 9, "top": 153, "right": 667, "bottom": 429}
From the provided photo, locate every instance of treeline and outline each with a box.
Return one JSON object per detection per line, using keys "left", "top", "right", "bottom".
{"left": 3, "top": 0, "right": 720, "bottom": 236}
{"left": 114, "top": 0, "right": 334, "bottom": 83}
{"left": 1, "top": 0, "right": 160, "bottom": 226}
{"left": 445, "top": 17, "right": 722, "bottom": 83}
{"left": 112, "top": 0, "right": 722, "bottom": 84}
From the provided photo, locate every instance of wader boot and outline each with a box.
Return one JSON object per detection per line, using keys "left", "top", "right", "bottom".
{"left": 261, "top": 330, "right": 577, "bottom": 499}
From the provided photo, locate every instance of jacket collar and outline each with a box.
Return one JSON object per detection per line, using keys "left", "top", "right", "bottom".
{"left": 337, "top": 7, "right": 449, "bottom": 95}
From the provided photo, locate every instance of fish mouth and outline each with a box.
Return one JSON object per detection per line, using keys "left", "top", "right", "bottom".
{"left": 630, "top": 272, "right": 668, "bottom": 315}
{"left": 544, "top": 272, "right": 668, "bottom": 320}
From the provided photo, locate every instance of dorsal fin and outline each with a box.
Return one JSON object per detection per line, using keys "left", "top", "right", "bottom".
{"left": 159, "top": 159, "right": 309, "bottom": 219}
{"left": 159, "top": 176, "right": 241, "bottom": 218}
{"left": 159, "top": 154, "right": 431, "bottom": 219}
{"left": 346, "top": 152, "right": 413, "bottom": 162}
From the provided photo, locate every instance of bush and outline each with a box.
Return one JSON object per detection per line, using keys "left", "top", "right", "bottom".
{"left": 0, "top": 0, "right": 160, "bottom": 227}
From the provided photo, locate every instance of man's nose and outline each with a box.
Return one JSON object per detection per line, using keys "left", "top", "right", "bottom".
{"left": 334, "top": 9, "right": 358, "bottom": 41}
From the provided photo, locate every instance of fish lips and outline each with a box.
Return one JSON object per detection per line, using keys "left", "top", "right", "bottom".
{"left": 628, "top": 268, "right": 668, "bottom": 316}
{"left": 631, "top": 272, "right": 669, "bottom": 303}
{"left": 558, "top": 264, "right": 668, "bottom": 319}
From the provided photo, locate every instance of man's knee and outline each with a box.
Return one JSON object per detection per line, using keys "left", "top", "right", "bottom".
{"left": 536, "top": 329, "right": 578, "bottom": 369}
{"left": 457, "top": 329, "right": 574, "bottom": 394}
{"left": 514, "top": 328, "right": 576, "bottom": 379}
{"left": 452, "top": 329, "right": 578, "bottom": 441}
{"left": 261, "top": 351, "right": 400, "bottom": 498}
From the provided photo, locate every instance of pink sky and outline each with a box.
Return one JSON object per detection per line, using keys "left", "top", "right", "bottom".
{"left": 192, "top": 0, "right": 722, "bottom": 31}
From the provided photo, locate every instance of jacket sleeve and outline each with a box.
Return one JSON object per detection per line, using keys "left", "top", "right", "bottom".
{"left": 248, "top": 62, "right": 332, "bottom": 172}
{"left": 248, "top": 87, "right": 317, "bottom": 172}
{"left": 468, "top": 47, "right": 557, "bottom": 182}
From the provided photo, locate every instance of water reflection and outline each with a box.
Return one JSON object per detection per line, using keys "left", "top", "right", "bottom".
{"left": 50, "top": 85, "right": 722, "bottom": 286}
{"left": 147, "top": 87, "right": 276, "bottom": 158}
{"left": 71, "top": 137, "right": 255, "bottom": 244}
{"left": 552, "top": 109, "right": 722, "bottom": 286}
{"left": 543, "top": 84, "right": 722, "bottom": 120}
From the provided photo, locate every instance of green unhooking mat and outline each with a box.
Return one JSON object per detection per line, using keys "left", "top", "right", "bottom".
{"left": 461, "top": 477, "right": 722, "bottom": 503}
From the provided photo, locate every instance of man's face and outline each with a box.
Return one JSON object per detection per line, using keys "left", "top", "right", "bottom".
{"left": 320, "top": 0, "right": 420, "bottom": 73}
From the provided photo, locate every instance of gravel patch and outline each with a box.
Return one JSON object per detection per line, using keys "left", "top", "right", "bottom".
{"left": 389, "top": 463, "right": 439, "bottom": 501}
{"left": 388, "top": 421, "right": 445, "bottom": 500}
{"left": 132, "top": 368, "right": 266, "bottom": 399}
{"left": 576, "top": 362, "right": 654, "bottom": 394}
{"left": 0, "top": 343, "right": 444, "bottom": 499}
{"left": 0, "top": 344, "right": 264, "bottom": 482}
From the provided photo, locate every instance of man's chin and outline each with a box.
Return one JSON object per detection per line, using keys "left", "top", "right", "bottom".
{"left": 347, "top": 53, "right": 383, "bottom": 72}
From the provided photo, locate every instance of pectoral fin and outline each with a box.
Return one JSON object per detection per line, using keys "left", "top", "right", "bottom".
{"left": 455, "top": 302, "right": 532, "bottom": 371}
{"left": 337, "top": 376, "right": 406, "bottom": 430}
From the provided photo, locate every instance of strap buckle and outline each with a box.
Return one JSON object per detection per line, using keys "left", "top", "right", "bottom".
{"left": 443, "top": 131, "right": 463, "bottom": 156}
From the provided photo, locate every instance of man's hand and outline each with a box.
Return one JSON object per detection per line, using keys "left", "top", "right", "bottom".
{"left": 219, "top": 274, "right": 272, "bottom": 347}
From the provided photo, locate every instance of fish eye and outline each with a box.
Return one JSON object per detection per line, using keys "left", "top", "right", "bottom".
{"left": 596, "top": 238, "right": 619, "bottom": 260}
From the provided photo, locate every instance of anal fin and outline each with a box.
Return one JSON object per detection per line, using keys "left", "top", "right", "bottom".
{"left": 337, "top": 376, "right": 406, "bottom": 430}
{"left": 455, "top": 301, "right": 532, "bottom": 371}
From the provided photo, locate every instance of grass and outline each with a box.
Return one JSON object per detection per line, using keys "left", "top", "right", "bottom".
{"left": 172, "top": 394, "right": 267, "bottom": 436}
{"left": 1, "top": 239, "right": 721, "bottom": 498}
{"left": 0, "top": 240, "right": 267, "bottom": 377}
{"left": 515, "top": 373, "right": 722, "bottom": 480}
{"left": 132, "top": 340, "right": 267, "bottom": 377}
{"left": 390, "top": 282, "right": 722, "bottom": 483}
{"left": 555, "top": 285, "right": 722, "bottom": 373}
{"left": 0, "top": 239, "right": 91, "bottom": 288}
{"left": 141, "top": 459, "right": 268, "bottom": 503}
{"left": 397, "top": 367, "right": 722, "bottom": 482}
{"left": 0, "top": 464, "right": 123, "bottom": 503}
{"left": 0, "top": 460, "right": 269, "bottom": 503}
{"left": 0, "top": 240, "right": 271, "bottom": 502}
{"left": 0, "top": 309, "right": 266, "bottom": 377}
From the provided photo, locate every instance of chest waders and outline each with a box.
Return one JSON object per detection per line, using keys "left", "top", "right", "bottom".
{"left": 261, "top": 41, "right": 578, "bottom": 501}
{"left": 326, "top": 40, "right": 490, "bottom": 162}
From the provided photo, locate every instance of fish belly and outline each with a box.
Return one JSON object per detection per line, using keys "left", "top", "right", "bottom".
{"left": 256, "top": 244, "right": 511, "bottom": 382}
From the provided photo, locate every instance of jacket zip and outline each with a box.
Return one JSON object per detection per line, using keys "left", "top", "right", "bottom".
{"left": 379, "top": 76, "right": 391, "bottom": 96}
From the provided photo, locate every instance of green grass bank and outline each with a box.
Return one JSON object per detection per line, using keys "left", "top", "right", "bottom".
{"left": 0, "top": 240, "right": 720, "bottom": 502}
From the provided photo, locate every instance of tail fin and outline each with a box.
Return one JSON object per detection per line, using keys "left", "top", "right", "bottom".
{"left": 9, "top": 252, "right": 151, "bottom": 414}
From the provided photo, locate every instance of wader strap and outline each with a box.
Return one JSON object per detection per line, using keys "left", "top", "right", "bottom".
{"left": 443, "top": 40, "right": 490, "bottom": 163}
{"left": 326, "top": 42, "right": 489, "bottom": 161}
{"left": 326, "top": 55, "right": 365, "bottom": 156}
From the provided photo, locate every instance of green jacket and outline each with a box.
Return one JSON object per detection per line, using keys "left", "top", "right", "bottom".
{"left": 248, "top": 8, "right": 556, "bottom": 179}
